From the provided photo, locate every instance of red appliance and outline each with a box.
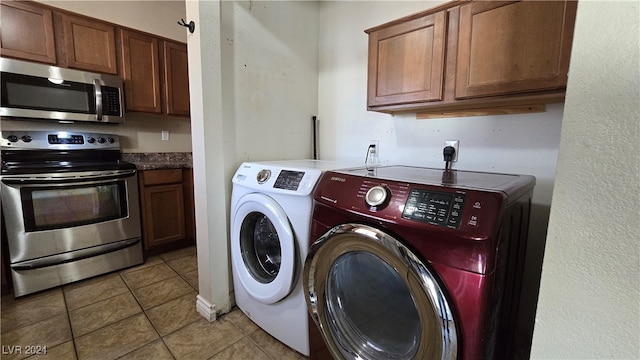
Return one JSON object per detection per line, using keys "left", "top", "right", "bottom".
{"left": 303, "top": 166, "right": 538, "bottom": 359}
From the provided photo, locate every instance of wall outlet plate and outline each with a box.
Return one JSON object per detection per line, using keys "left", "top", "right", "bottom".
{"left": 444, "top": 140, "right": 459, "bottom": 162}
{"left": 162, "top": 130, "right": 169, "bottom": 141}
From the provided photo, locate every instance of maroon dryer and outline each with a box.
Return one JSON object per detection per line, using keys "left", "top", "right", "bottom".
{"left": 303, "top": 165, "right": 539, "bottom": 360}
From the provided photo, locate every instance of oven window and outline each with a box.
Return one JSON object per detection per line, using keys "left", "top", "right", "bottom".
{"left": 21, "top": 181, "right": 128, "bottom": 231}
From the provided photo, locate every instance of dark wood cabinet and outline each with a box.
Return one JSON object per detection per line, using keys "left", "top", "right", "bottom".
{"left": 367, "top": 10, "right": 446, "bottom": 107}
{"left": 0, "top": 1, "right": 56, "bottom": 64}
{"left": 366, "top": 0, "right": 577, "bottom": 116}
{"left": 120, "top": 29, "right": 162, "bottom": 113}
{"left": 455, "top": 0, "right": 576, "bottom": 99}
{"left": 139, "top": 169, "right": 195, "bottom": 255}
{"left": 163, "top": 41, "right": 190, "bottom": 116}
{"left": 56, "top": 13, "right": 118, "bottom": 74}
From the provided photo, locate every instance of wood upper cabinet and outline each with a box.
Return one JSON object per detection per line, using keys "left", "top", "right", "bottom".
{"left": 163, "top": 41, "right": 190, "bottom": 116}
{"left": 455, "top": 0, "right": 577, "bottom": 99}
{"left": 367, "top": 11, "right": 446, "bottom": 107}
{"left": 0, "top": 1, "right": 56, "bottom": 64}
{"left": 366, "top": 0, "right": 577, "bottom": 115}
{"left": 56, "top": 13, "right": 118, "bottom": 74}
{"left": 120, "top": 29, "right": 162, "bottom": 113}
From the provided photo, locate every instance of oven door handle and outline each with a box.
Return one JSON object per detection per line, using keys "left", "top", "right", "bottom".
{"left": 10, "top": 238, "right": 141, "bottom": 270}
{"left": 1, "top": 169, "right": 137, "bottom": 184}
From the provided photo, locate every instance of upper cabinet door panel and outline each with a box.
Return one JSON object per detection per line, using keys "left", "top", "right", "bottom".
{"left": 367, "top": 10, "right": 446, "bottom": 107}
{"left": 455, "top": 0, "right": 577, "bottom": 99}
{"left": 120, "top": 29, "right": 161, "bottom": 113}
{"left": 164, "top": 41, "right": 190, "bottom": 116}
{"left": 59, "top": 13, "right": 117, "bottom": 74}
{"left": 0, "top": 1, "right": 56, "bottom": 64}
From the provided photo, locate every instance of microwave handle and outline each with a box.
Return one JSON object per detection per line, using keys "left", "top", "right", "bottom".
{"left": 94, "top": 79, "right": 103, "bottom": 121}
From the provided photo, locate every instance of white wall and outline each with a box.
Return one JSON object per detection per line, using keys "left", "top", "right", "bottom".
{"left": 3, "top": 1, "right": 193, "bottom": 153}
{"left": 531, "top": 1, "right": 640, "bottom": 358}
{"left": 187, "top": 0, "right": 319, "bottom": 317}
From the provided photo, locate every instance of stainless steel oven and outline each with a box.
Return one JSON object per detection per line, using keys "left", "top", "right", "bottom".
{"left": 1, "top": 131, "right": 143, "bottom": 297}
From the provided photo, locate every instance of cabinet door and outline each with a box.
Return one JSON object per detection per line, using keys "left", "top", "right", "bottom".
{"left": 0, "top": 1, "right": 56, "bottom": 64}
{"left": 58, "top": 13, "right": 117, "bottom": 74}
{"left": 120, "top": 29, "right": 162, "bottom": 113}
{"left": 142, "top": 183, "right": 186, "bottom": 249}
{"left": 455, "top": 0, "right": 577, "bottom": 99}
{"left": 163, "top": 41, "right": 190, "bottom": 116}
{"left": 367, "top": 10, "right": 446, "bottom": 107}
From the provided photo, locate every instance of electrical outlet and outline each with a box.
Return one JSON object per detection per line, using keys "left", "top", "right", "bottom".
{"left": 369, "top": 140, "right": 379, "bottom": 155}
{"left": 444, "top": 140, "right": 459, "bottom": 162}
{"left": 162, "top": 130, "right": 169, "bottom": 141}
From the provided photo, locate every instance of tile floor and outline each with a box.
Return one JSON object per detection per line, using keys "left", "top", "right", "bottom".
{"left": 1, "top": 246, "right": 308, "bottom": 360}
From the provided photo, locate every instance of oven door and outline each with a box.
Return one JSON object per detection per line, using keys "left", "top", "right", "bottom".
{"left": 1, "top": 169, "right": 141, "bottom": 264}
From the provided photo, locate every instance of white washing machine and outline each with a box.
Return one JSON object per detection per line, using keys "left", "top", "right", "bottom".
{"left": 230, "top": 160, "right": 356, "bottom": 356}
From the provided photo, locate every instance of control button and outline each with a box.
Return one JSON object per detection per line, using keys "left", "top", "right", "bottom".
{"left": 7, "top": 135, "right": 18, "bottom": 142}
{"left": 257, "top": 169, "right": 271, "bottom": 184}
{"left": 468, "top": 215, "right": 479, "bottom": 227}
{"left": 365, "top": 185, "right": 389, "bottom": 207}
{"left": 87, "top": 137, "right": 96, "bottom": 144}
{"left": 473, "top": 201, "right": 482, "bottom": 209}
{"left": 21, "top": 135, "right": 32, "bottom": 143}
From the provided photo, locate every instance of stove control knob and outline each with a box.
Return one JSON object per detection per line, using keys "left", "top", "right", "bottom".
{"left": 87, "top": 137, "right": 96, "bottom": 144}
{"left": 107, "top": 137, "right": 115, "bottom": 144}
{"left": 97, "top": 137, "right": 106, "bottom": 144}
{"left": 365, "top": 185, "right": 390, "bottom": 208}
{"left": 7, "top": 135, "right": 19, "bottom": 142}
{"left": 21, "top": 135, "right": 32, "bottom": 143}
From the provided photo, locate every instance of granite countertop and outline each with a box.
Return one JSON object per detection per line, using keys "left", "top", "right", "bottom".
{"left": 122, "top": 152, "right": 192, "bottom": 170}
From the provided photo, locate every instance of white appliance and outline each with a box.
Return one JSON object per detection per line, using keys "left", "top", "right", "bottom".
{"left": 230, "top": 160, "right": 355, "bottom": 356}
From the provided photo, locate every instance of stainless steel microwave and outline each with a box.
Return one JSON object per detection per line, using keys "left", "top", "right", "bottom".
{"left": 0, "top": 58, "right": 125, "bottom": 124}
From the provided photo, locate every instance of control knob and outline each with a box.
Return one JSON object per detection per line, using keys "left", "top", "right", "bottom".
{"left": 7, "top": 135, "right": 18, "bottom": 142}
{"left": 21, "top": 135, "right": 33, "bottom": 143}
{"left": 257, "top": 169, "right": 271, "bottom": 184}
{"left": 107, "top": 137, "right": 115, "bottom": 144}
{"left": 365, "top": 185, "right": 390, "bottom": 208}
{"left": 87, "top": 137, "right": 96, "bottom": 144}
{"left": 97, "top": 137, "right": 106, "bottom": 144}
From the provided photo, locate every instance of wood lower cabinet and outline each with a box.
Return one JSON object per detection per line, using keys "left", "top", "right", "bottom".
{"left": 366, "top": 0, "right": 577, "bottom": 115}
{"left": 0, "top": 1, "right": 56, "bottom": 64}
{"left": 55, "top": 13, "right": 118, "bottom": 74}
{"left": 139, "top": 169, "right": 195, "bottom": 255}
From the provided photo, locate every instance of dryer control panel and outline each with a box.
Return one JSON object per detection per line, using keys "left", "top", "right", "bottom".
{"left": 402, "top": 189, "right": 466, "bottom": 229}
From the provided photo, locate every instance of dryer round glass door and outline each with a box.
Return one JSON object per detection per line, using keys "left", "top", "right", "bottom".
{"left": 304, "top": 223, "right": 458, "bottom": 360}
{"left": 231, "top": 193, "right": 297, "bottom": 304}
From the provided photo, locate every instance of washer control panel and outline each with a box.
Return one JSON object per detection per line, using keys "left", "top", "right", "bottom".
{"left": 402, "top": 189, "right": 466, "bottom": 229}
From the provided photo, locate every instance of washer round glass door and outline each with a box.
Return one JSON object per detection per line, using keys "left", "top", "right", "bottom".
{"left": 231, "top": 193, "right": 296, "bottom": 304}
{"left": 304, "top": 223, "right": 458, "bottom": 360}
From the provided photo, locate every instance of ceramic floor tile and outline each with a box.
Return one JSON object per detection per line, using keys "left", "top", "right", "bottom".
{"left": 249, "top": 328, "right": 307, "bottom": 360}
{"left": 132, "top": 276, "right": 194, "bottom": 310}
{"left": 74, "top": 313, "right": 159, "bottom": 360}
{"left": 25, "top": 341, "right": 77, "bottom": 360}
{"left": 120, "top": 263, "right": 178, "bottom": 290}
{"left": 181, "top": 269, "right": 199, "bottom": 291}
{"left": 145, "top": 292, "right": 200, "bottom": 336}
{"left": 63, "top": 273, "right": 130, "bottom": 311}
{"left": 222, "top": 308, "right": 260, "bottom": 335}
{"left": 208, "top": 337, "right": 272, "bottom": 360}
{"left": 118, "top": 339, "right": 175, "bottom": 360}
{"left": 0, "top": 314, "right": 72, "bottom": 360}
{"left": 166, "top": 254, "right": 198, "bottom": 275}
{"left": 118, "top": 256, "right": 164, "bottom": 276}
{"left": 163, "top": 317, "right": 244, "bottom": 360}
{"left": 1, "top": 289, "right": 66, "bottom": 333}
{"left": 69, "top": 292, "right": 142, "bottom": 337}
{"left": 159, "top": 246, "right": 197, "bottom": 262}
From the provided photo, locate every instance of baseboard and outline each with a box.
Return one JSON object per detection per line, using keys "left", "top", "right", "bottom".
{"left": 196, "top": 294, "right": 217, "bottom": 321}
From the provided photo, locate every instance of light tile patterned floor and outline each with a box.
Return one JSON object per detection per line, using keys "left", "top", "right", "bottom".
{"left": 0, "top": 246, "right": 308, "bottom": 360}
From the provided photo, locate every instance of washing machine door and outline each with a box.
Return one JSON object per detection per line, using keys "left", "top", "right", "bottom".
{"left": 231, "top": 193, "right": 297, "bottom": 304}
{"left": 304, "top": 223, "right": 458, "bottom": 360}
